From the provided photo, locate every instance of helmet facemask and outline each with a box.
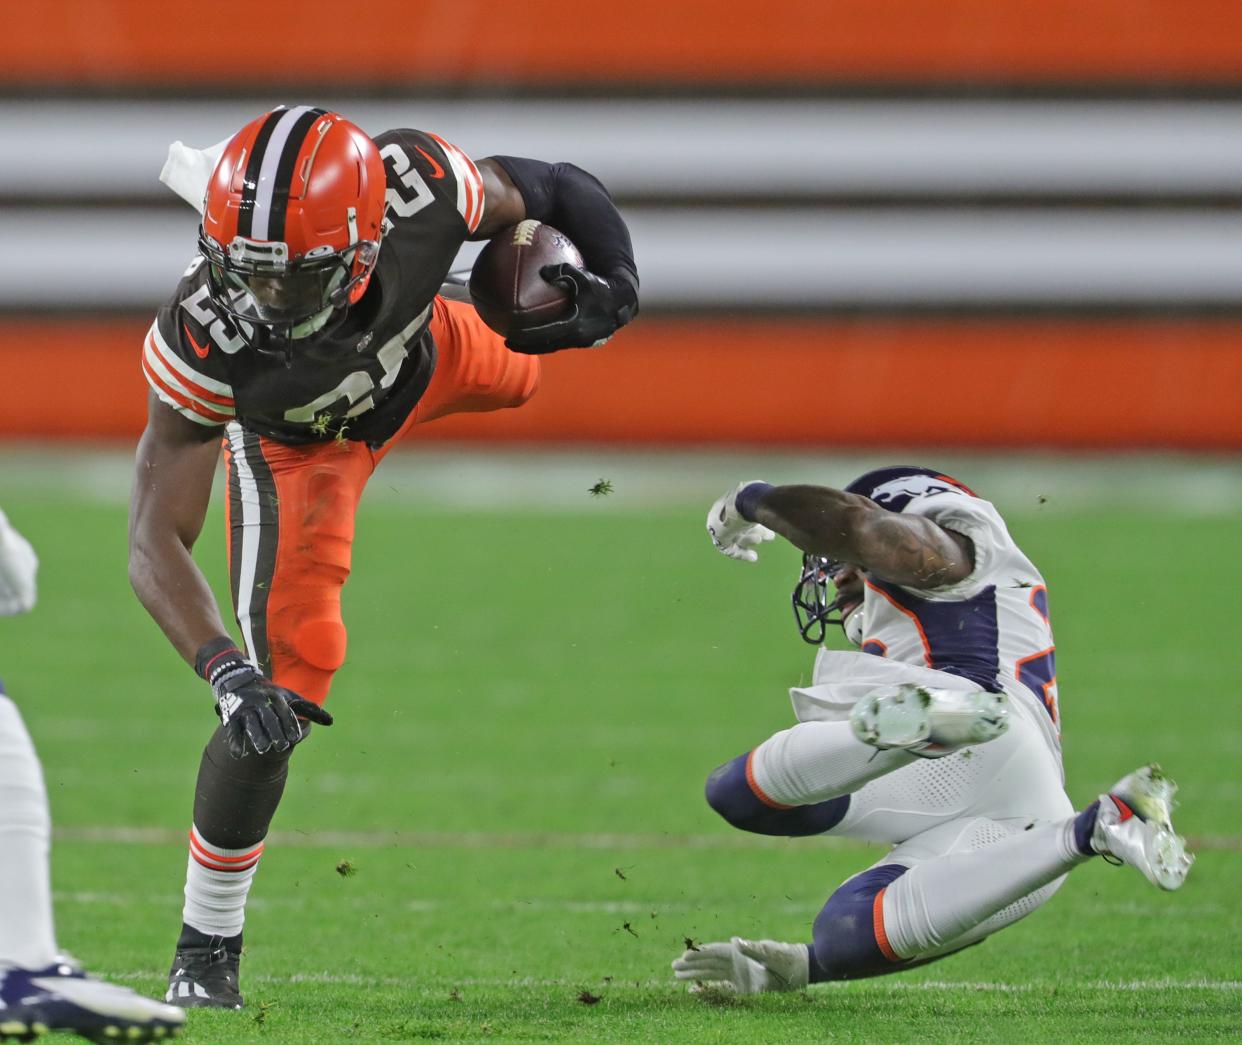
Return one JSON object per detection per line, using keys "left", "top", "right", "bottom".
{"left": 200, "top": 230, "right": 380, "bottom": 357}
{"left": 792, "top": 553, "right": 863, "bottom": 646}
{"left": 789, "top": 464, "right": 977, "bottom": 647}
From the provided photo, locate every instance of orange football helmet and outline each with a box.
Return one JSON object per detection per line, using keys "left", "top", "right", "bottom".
{"left": 198, "top": 106, "right": 387, "bottom": 349}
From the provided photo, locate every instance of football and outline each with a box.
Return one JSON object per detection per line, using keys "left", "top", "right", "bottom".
{"left": 469, "top": 220, "right": 584, "bottom": 338}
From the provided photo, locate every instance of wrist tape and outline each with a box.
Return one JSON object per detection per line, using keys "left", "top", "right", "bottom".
{"left": 195, "top": 637, "right": 254, "bottom": 694}
{"left": 736, "top": 482, "right": 774, "bottom": 522}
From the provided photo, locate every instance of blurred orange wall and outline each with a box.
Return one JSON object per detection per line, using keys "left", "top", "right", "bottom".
{"left": 6, "top": 1, "right": 1242, "bottom": 84}
{"left": 4, "top": 318, "right": 1240, "bottom": 449}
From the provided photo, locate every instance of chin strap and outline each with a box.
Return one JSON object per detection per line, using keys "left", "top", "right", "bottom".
{"left": 291, "top": 305, "right": 338, "bottom": 340}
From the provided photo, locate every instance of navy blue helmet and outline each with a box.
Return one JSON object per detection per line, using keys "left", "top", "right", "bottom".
{"left": 844, "top": 465, "right": 976, "bottom": 513}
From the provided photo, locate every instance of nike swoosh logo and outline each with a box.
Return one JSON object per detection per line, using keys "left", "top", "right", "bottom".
{"left": 184, "top": 324, "right": 210, "bottom": 358}
{"left": 415, "top": 145, "right": 446, "bottom": 179}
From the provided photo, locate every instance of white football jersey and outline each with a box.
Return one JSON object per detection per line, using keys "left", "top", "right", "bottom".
{"left": 856, "top": 490, "right": 1060, "bottom": 737}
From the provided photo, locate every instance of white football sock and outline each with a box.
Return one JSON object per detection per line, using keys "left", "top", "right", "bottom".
{"left": 0, "top": 695, "right": 59, "bottom": 967}
{"left": 182, "top": 825, "right": 265, "bottom": 939}
{"left": 749, "top": 720, "right": 915, "bottom": 806}
{"left": 882, "top": 817, "right": 1085, "bottom": 959}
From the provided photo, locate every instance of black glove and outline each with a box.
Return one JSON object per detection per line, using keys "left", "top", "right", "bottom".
{"left": 505, "top": 264, "right": 638, "bottom": 354}
{"left": 196, "top": 640, "right": 333, "bottom": 759}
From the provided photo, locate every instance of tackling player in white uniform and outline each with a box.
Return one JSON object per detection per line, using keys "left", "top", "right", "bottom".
{"left": 0, "top": 509, "right": 185, "bottom": 1041}
{"left": 671, "top": 467, "right": 1192, "bottom": 992}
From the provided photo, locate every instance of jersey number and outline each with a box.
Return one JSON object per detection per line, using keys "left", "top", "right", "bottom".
{"left": 1017, "top": 584, "right": 1058, "bottom": 728}
{"left": 180, "top": 276, "right": 246, "bottom": 355}
{"left": 380, "top": 144, "right": 434, "bottom": 219}
{"left": 1017, "top": 647, "right": 1059, "bottom": 728}
{"left": 282, "top": 307, "right": 430, "bottom": 424}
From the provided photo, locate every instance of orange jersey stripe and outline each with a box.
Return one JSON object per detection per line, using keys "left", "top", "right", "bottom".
{"left": 462, "top": 152, "right": 483, "bottom": 231}
{"left": 429, "top": 133, "right": 484, "bottom": 233}
{"left": 146, "top": 332, "right": 235, "bottom": 408}
{"left": 141, "top": 353, "right": 233, "bottom": 424}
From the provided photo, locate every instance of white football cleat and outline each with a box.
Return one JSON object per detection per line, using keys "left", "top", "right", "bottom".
{"left": 1091, "top": 764, "right": 1194, "bottom": 891}
{"left": 671, "top": 936, "right": 808, "bottom": 994}
{"left": 849, "top": 683, "right": 1009, "bottom": 757}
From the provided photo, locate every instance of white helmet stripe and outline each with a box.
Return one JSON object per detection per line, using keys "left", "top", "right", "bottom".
{"left": 250, "top": 105, "right": 314, "bottom": 241}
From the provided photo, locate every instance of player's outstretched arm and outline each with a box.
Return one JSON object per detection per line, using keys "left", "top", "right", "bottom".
{"left": 471, "top": 157, "right": 638, "bottom": 352}
{"left": 128, "top": 391, "right": 231, "bottom": 664}
{"left": 725, "top": 482, "right": 973, "bottom": 589}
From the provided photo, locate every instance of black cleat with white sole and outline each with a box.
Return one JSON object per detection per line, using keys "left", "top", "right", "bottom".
{"left": 165, "top": 944, "right": 243, "bottom": 1010}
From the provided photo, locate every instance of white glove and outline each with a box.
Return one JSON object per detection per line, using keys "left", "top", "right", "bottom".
{"left": 0, "top": 508, "right": 38, "bottom": 616}
{"left": 706, "top": 481, "right": 776, "bottom": 563}
{"left": 672, "top": 936, "right": 809, "bottom": 994}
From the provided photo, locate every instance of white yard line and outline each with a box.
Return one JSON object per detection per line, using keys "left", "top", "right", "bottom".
{"left": 98, "top": 969, "right": 1242, "bottom": 992}
{"left": 53, "top": 825, "right": 1241, "bottom": 851}
{"left": 878, "top": 979, "right": 1242, "bottom": 992}
{"left": 55, "top": 891, "right": 1232, "bottom": 924}
{"left": 52, "top": 825, "right": 864, "bottom": 850}
{"left": 53, "top": 893, "right": 796, "bottom": 917}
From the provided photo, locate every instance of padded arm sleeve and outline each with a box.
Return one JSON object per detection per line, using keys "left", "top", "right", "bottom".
{"left": 490, "top": 156, "right": 639, "bottom": 297}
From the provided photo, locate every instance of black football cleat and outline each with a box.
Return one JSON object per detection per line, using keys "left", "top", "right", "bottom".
{"left": 0, "top": 957, "right": 185, "bottom": 1042}
{"left": 165, "top": 944, "right": 243, "bottom": 1010}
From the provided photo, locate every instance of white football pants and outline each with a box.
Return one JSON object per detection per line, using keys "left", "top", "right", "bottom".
{"left": 0, "top": 694, "right": 59, "bottom": 968}
{"left": 751, "top": 650, "right": 1077, "bottom": 959}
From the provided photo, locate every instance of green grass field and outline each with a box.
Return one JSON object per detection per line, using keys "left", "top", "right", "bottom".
{"left": 1, "top": 450, "right": 1239, "bottom": 1042}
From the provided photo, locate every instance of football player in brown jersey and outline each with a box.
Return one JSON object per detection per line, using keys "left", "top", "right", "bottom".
{"left": 128, "top": 106, "right": 638, "bottom": 1008}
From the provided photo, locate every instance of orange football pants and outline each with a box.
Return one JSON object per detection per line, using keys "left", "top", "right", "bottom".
{"left": 221, "top": 296, "right": 540, "bottom": 704}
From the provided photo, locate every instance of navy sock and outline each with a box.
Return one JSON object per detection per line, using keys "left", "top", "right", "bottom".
{"left": 1072, "top": 800, "right": 1101, "bottom": 856}
{"left": 806, "top": 944, "right": 824, "bottom": 982}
